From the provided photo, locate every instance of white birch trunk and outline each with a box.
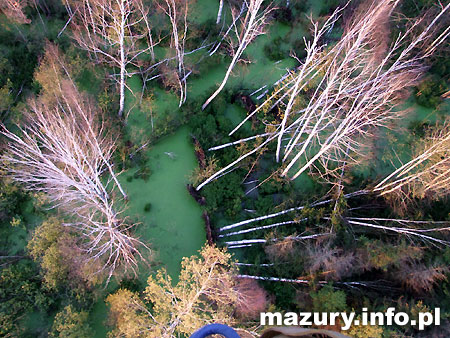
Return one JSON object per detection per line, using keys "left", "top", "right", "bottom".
{"left": 219, "top": 220, "right": 299, "bottom": 237}
{"left": 235, "top": 262, "right": 275, "bottom": 266}
{"left": 202, "top": 0, "right": 270, "bottom": 110}
{"left": 118, "top": 1, "right": 126, "bottom": 117}
{"left": 339, "top": 218, "right": 450, "bottom": 247}
{"left": 216, "top": 0, "right": 224, "bottom": 24}
{"left": 236, "top": 274, "right": 318, "bottom": 284}
{"left": 199, "top": 2, "right": 449, "bottom": 189}
{"left": 69, "top": 0, "right": 157, "bottom": 120}
{"left": 202, "top": 40, "right": 246, "bottom": 110}
{"left": 219, "top": 190, "right": 368, "bottom": 232}
{"left": 225, "top": 233, "right": 330, "bottom": 247}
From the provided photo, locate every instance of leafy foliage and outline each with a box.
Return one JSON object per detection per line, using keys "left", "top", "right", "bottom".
{"left": 50, "top": 305, "right": 93, "bottom": 338}
{"left": 28, "top": 217, "right": 70, "bottom": 289}
{"left": 415, "top": 76, "right": 446, "bottom": 108}
{"left": 107, "top": 246, "right": 267, "bottom": 337}
{"left": 0, "top": 261, "right": 54, "bottom": 337}
{"left": 310, "top": 285, "right": 347, "bottom": 313}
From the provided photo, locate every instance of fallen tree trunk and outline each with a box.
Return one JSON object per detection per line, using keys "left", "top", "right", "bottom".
{"left": 203, "top": 210, "right": 214, "bottom": 245}
{"left": 191, "top": 135, "right": 206, "bottom": 169}
{"left": 187, "top": 184, "right": 206, "bottom": 205}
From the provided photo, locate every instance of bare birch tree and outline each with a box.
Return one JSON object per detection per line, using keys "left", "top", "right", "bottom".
{"left": 0, "top": 45, "right": 141, "bottom": 283}
{"left": 216, "top": 0, "right": 224, "bottom": 24}
{"left": 157, "top": 0, "right": 189, "bottom": 107}
{"left": 335, "top": 217, "right": 450, "bottom": 247}
{"left": 197, "top": 0, "right": 450, "bottom": 190}
{"left": 202, "top": 0, "right": 273, "bottom": 110}
{"left": 65, "top": 0, "right": 155, "bottom": 117}
{"left": 374, "top": 120, "right": 450, "bottom": 200}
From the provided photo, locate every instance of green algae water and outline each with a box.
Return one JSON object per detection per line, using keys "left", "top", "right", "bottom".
{"left": 122, "top": 76, "right": 206, "bottom": 280}
{"left": 89, "top": 126, "right": 205, "bottom": 337}
{"left": 86, "top": 1, "right": 380, "bottom": 334}
{"left": 124, "top": 126, "right": 206, "bottom": 278}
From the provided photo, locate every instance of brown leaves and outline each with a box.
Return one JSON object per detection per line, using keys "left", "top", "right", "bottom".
{"left": 265, "top": 236, "right": 296, "bottom": 261}
{"left": 0, "top": 0, "right": 30, "bottom": 24}
{"left": 304, "top": 242, "right": 355, "bottom": 281}
{"left": 396, "top": 262, "right": 448, "bottom": 293}
{"left": 233, "top": 277, "right": 268, "bottom": 319}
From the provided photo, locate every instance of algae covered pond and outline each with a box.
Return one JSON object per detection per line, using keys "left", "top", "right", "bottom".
{"left": 123, "top": 126, "right": 206, "bottom": 278}
{"left": 89, "top": 126, "right": 206, "bottom": 336}
{"left": 1, "top": 0, "right": 449, "bottom": 336}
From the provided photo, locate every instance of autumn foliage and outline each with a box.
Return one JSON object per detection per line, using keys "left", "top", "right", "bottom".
{"left": 107, "top": 245, "right": 267, "bottom": 338}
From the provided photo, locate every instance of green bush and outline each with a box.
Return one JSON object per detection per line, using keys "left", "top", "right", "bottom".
{"left": 310, "top": 285, "right": 347, "bottom": 312}
{"left": 415, "top": 76, "right": 446, "bottom": 109}
{"left": 264, "top": 38, "right": 287, "bottom": 61}
{"left": 133, "top": 166, "right": 151, "bottom": 181}
{"left": 50, "top": 305, "right": 93, "bottom": 338}
{"left": 319, "top": 0, "right": 342, "bottom": 16}
{"left": 0, "top": 261, "right": 54, "bottom": 337}
{"left": 400, "top": 0, "right": 435, "bottom": 17}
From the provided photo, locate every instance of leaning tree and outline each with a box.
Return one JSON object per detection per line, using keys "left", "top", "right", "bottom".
{"left": 197, "top": 0, "right": 450, "bottom": 190}
{"left": 193, "top": 0, "right": 450, "bottom": 291}
{"left": 202, "top": 0, "right": 274, "bottom": 110}
{"left": 1, "top": 45, "right": 142, "bottom": 283}
{"left": 155, "top": 0, "right": 190, "bottom": 107}
{"left": 375, "top": 120, "right": 450, "bottom": 200}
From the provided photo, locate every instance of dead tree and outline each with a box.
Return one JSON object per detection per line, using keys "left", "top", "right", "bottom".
{"left": 334, "top": 217, "right": 450, "bottom": 247}
{"left": 218, "top": 189, "right": 368, "bottom": 232}
{"left": 66, "top": 0, "right": 155, "bottom": 117}
{"left": 197, "top": 0, "right": 450, "bottom": 190}
{"left": 0, "top": 0, "right": 30, "bottom": 23}
{"left": 202, "top": 0, "right": 273, "bottom": 110}
{"left": 216, "top": 0, "right": 224, "bottom": 24}
{"left": 374, "top": 120, "right": 450, "bottom": 200}
{"left": 157, "top": 0, "right": 189, "bottom": 106}
{"left": 0, "top": 46, "right": 141, "bottom": 283}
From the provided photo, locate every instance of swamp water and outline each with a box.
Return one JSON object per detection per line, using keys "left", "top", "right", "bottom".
{"left": 86, "top": 0, "right": 392, "bottom": 333}
{"left": 90, "top": 127, "right": 206, "bottom": 336}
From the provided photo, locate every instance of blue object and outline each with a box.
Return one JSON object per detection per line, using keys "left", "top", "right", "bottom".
{"left": 189, "top": 323, "right": 241, "bottom": 338}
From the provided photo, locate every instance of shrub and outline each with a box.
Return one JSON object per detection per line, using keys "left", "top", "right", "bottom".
{"left": 310, "top": 285, "right": 347, "bottom": 312}
{"left": 415, "top": 76, "right": 446, "bottom": 109}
